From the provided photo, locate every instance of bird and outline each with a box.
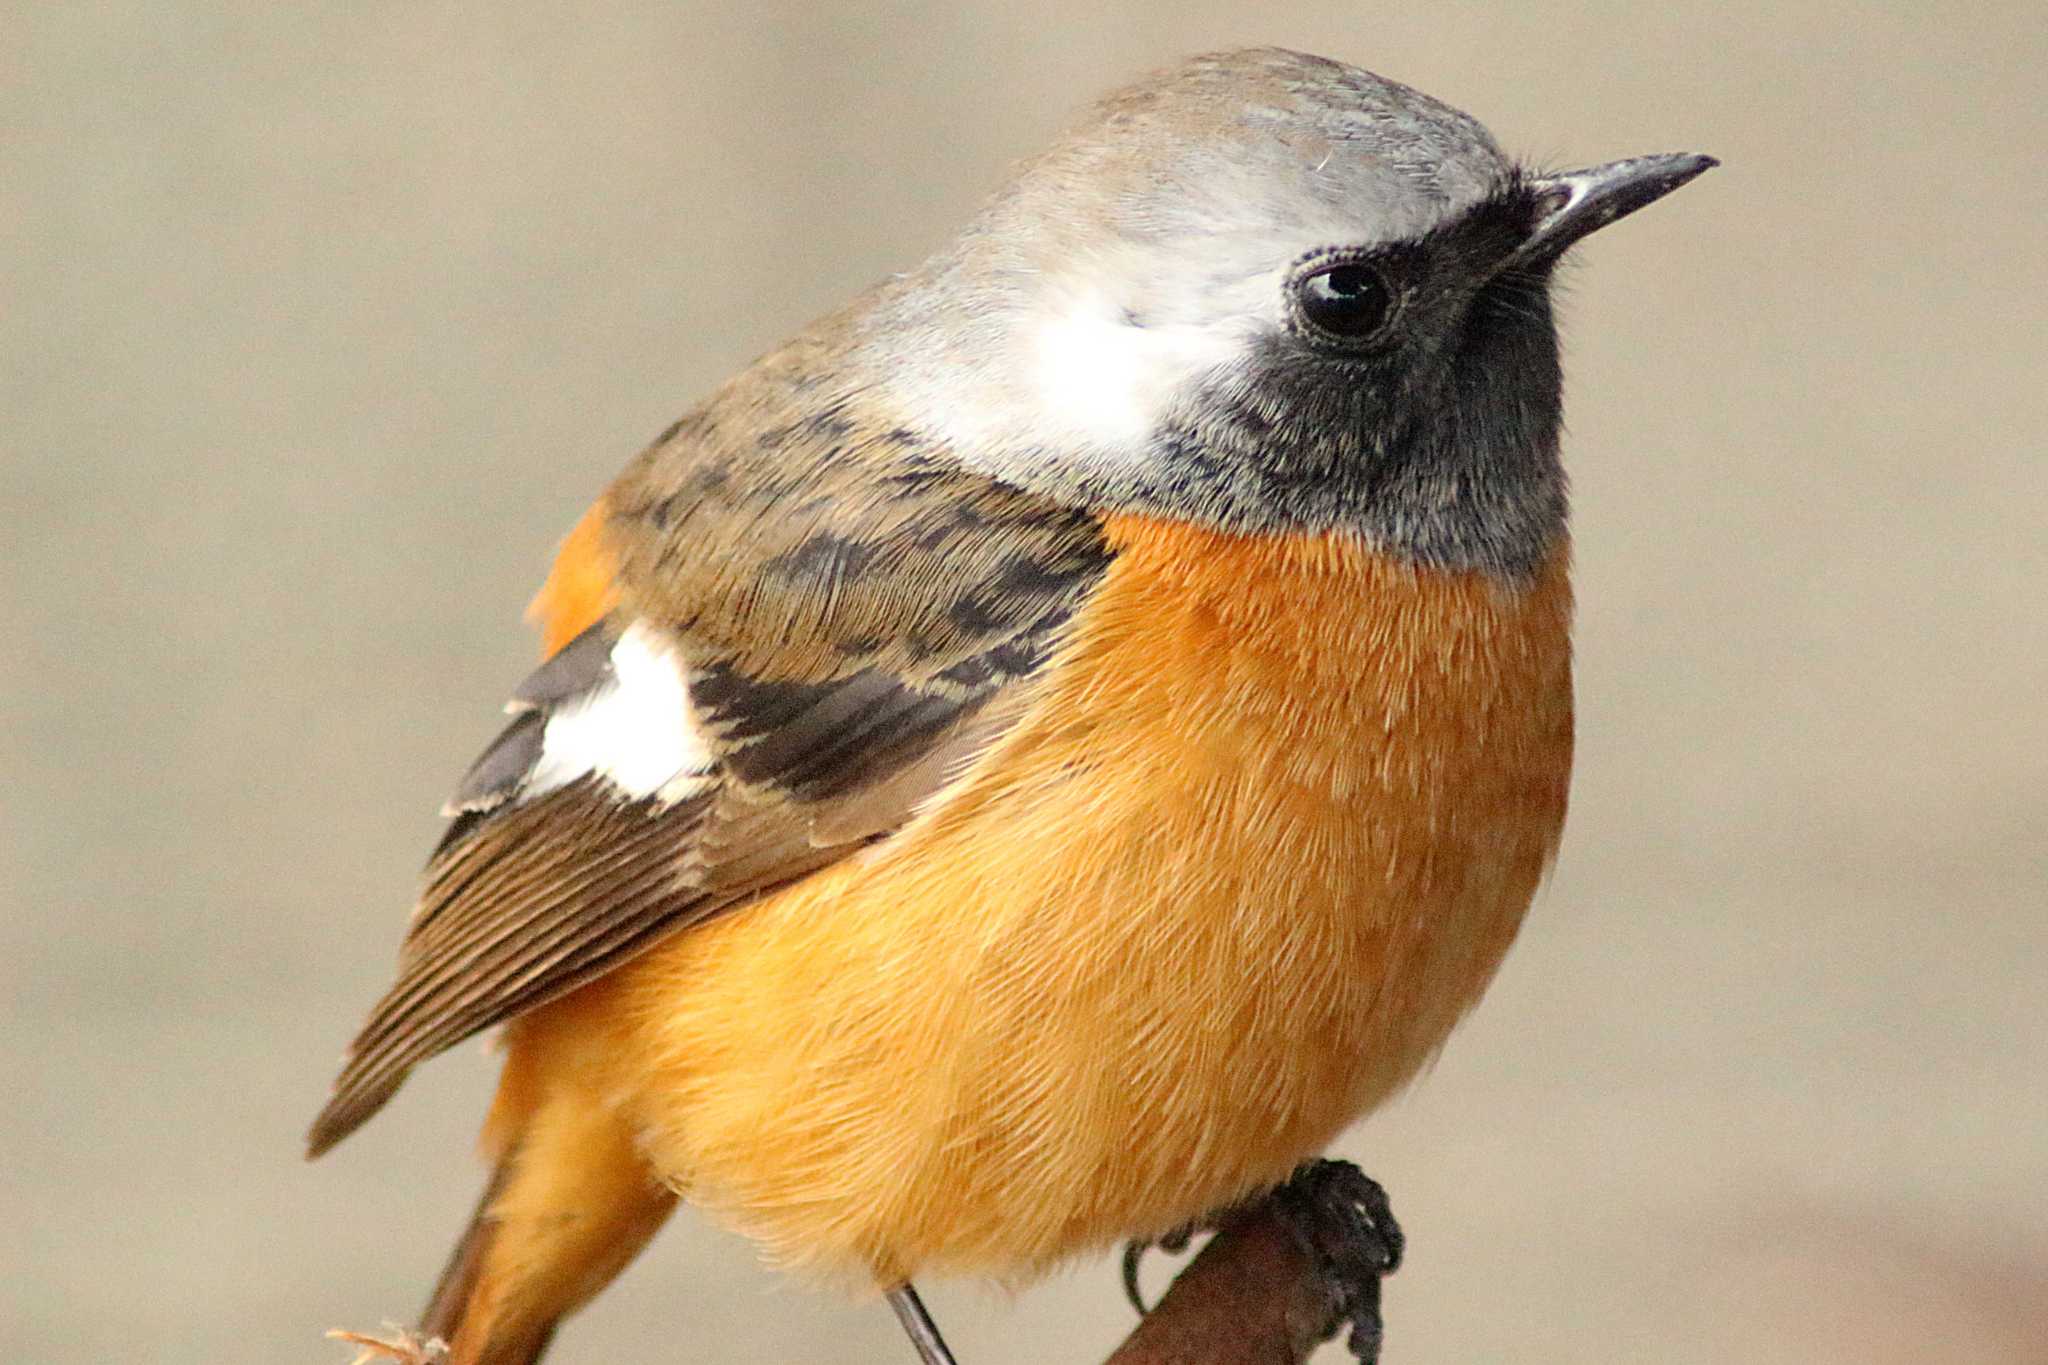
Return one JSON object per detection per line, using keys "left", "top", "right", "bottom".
{"left": 307, "top": 46, "right": 1714, "bottom": 1365}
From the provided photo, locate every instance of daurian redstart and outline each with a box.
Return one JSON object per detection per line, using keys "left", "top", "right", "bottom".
{"left": 309, "top": 47, "right": 1713, "bottom": 1365}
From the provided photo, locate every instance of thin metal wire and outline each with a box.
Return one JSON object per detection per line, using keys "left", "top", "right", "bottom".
{"left": 886, "top": 1283, "right": 959, "bottom": 1365}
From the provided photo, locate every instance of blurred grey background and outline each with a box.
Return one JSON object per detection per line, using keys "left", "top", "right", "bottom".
{"left": 5, "top": 3, "right": 2044, "bottom": 1362}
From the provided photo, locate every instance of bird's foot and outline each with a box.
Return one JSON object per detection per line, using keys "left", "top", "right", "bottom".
{"left": 1267, "top": 1159, "right": 1404, "bottom": 1363}
{"left": 326, "top": 1325, "right": 449, "bottom": 1365}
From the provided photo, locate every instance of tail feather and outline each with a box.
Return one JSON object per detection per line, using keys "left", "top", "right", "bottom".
{"left": 395, "top": 1051, "right": 676, "bottom": 1365}
{"left": 418, "top": 1161, "right": 512, "bottom": 1351}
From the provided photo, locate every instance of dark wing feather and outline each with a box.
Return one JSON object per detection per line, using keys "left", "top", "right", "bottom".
{"left": 308, "top": 358, "right": 1112, "bottom": 1156}
{"left": 433, "top": 620, "right": 617, "bottom": 858}
{"left": 310, "top": 782, "right": 707, "bottom": 1152}
{"left": 507, "top": 620, "right": 615, "bottom": 710}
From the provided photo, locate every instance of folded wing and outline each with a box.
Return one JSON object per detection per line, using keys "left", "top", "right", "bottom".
{"left": 307, "top": 401, "right": 1113, "bottom": 1157}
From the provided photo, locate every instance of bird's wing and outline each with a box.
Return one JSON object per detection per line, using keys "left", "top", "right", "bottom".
{"left": 307, "top": 392, "right": 1113, "bottom": 1157}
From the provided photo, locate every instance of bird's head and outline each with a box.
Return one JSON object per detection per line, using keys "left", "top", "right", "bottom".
{"left": 858, "top": 47, "right": 1714, "bottom": 576}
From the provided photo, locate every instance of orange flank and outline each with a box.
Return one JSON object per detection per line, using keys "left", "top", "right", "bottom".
{"left": 450, "top": 518, "right": 1574, "bottom": 1357}
{"left": 525, "top": 500, "right": 619, "bottom": 657}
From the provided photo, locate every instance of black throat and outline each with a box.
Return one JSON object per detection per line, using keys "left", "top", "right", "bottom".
{"left": 1126, "top": 271, "right": 1568, "bottom": 579}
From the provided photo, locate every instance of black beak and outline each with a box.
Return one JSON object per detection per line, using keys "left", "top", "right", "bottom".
{"left": 1515, "top": 152, "right": 1718, "bottom": 263}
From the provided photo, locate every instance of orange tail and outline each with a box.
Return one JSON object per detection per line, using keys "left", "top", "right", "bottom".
{"left": 420, "top": 1032, "right": 676, "bottom": 1365}
{"left": 418, "top": 1162, "right": 515, "bottom": 1354}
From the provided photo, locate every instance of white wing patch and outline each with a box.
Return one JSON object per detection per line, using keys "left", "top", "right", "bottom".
{"left": 528, "top": 623, "right": 713, "bottom": 804}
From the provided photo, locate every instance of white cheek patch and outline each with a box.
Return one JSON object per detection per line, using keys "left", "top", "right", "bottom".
{"left": 1026, "top": 300, "right": 1245, "bottom": 450}
{"left": 528, "top": 623, "right": 714, "bottom": 804}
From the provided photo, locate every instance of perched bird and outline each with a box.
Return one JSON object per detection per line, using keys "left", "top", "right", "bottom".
{"left": 309, "top": 46, "right": 1713, "bottom": 1365}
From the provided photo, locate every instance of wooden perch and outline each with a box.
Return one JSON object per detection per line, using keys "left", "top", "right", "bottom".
{"left": 330, "top": 1164, "right": 1391, "bottom": 1364}
{"left": 331, "top": 1219, "right": 1363, "bottom": 1365}
{"left": 1103, "top": 1210, "right": 1348, "bottom": 1365}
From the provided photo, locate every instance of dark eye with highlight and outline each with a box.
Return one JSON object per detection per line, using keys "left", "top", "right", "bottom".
{"left": 1295, "top": 263, "right": 1395, "bottom": 341}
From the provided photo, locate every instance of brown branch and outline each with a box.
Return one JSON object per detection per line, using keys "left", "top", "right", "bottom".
{"left": 328, "top": 1168, "right": 1386, "bottom": 1364}
{"left": 1103, "top": 1210, "right": 1344, "bottom": 1365}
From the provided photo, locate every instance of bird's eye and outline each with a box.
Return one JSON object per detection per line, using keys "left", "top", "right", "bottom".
{"left": 1295, "top": 264, "right": 1394, "bottom": 341}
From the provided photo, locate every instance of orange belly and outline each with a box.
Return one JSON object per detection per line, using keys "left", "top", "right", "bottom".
{"left": 534, "top": 517, "right": 1574, "bottom": 1284}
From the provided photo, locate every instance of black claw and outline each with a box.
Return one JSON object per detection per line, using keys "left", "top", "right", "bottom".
{"left": 1268, "top": 1159, "right": 1404, "bottom": 1363}
{"left": 1119, "top": 1239, "right": 1150, "bottom": 1316}
{"left": 1118, "top": 1225, "right": 1196, "bottom": 1317}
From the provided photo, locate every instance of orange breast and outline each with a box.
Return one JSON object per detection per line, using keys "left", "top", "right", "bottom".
{"left": 577, "top": 517, "right": 1574, "bottom": 1284}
